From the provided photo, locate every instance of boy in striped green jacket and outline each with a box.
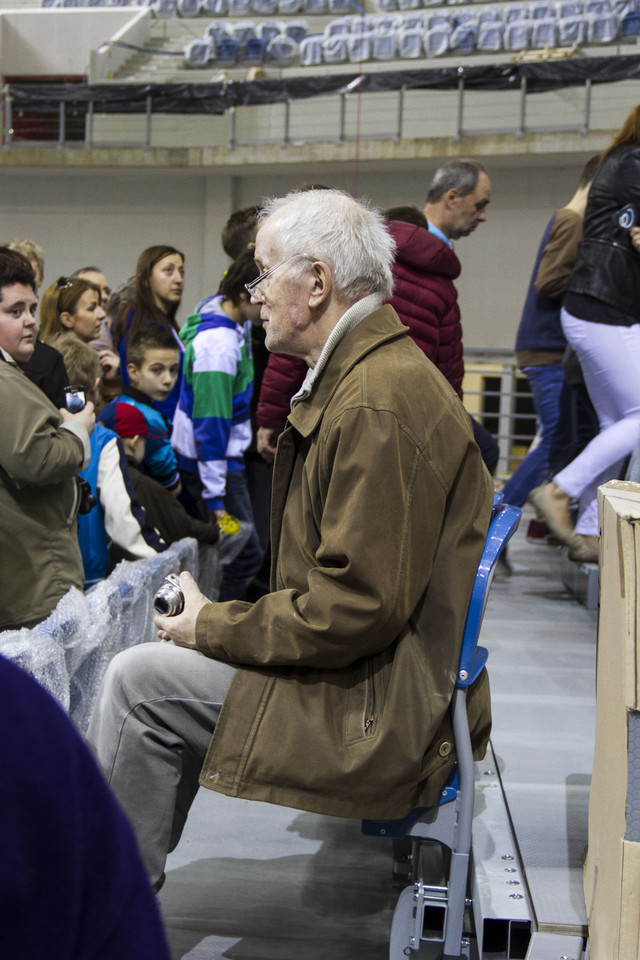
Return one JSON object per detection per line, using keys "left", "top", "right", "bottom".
{"left": 172, "top": 250, "right": 264, "bottom": 601}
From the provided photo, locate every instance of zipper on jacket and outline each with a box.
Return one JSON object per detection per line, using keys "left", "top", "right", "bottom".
{"left": 364, "top": 659, "right": 377, "bottom": 735}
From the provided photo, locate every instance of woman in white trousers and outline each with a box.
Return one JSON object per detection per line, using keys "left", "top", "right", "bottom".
{"left": 530, "top": 105, "right": 640, "bottom": 563}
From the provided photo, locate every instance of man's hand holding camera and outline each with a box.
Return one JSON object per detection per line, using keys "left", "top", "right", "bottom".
{"left": 153, "top": 571, "right": 210, "bottom": 649}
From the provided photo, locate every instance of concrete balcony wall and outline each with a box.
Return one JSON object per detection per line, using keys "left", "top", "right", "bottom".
{"left": 0, "top": 8, "right": 146, "bottom": 77}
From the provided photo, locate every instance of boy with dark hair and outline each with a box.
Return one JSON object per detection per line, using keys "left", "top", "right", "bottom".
{"left": 50, "top": 333, "right": 166, "bottom": 589}
{"left": 99, "top": 324, "right": 181, "bottom": 493}
{"left": 221, "top": 205, "right": 261, "bottom": 260}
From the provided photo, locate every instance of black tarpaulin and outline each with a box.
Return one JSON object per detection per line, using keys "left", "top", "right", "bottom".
{"left": 6, "top": 55, "right": 640, "bottom": 116}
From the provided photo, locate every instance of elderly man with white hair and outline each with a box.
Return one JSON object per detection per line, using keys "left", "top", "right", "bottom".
{"left": 88, "top": 189, "right": 493, "bottom": 891}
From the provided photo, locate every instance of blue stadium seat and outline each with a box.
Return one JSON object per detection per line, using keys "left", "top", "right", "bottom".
{"left": 251, "top": 0, "right": 278, "bottom": 13}
{"left": 299, "top": 33, "right": 324, "bottom": 63}
{"left": 372, "top": 26, "right": 398, "bottom": 58}
{"left": 258, "top": 19, "right": 286, "bottom": 43}
{"left": 397, "top": 25, "right": 425, "bottom": 56}
{"left": 532, "top": 15, "right": 559, "bottom": 43}
{"left": 322, "top": 33, "right": 349, "bottom": 59}
{"left": 184, "top": 37, "right": 214, "bottom": 65}
{"left": 450, "top": 21, "right": 478, "bottom": 51}
{"left": 213, "top": 35, "right": 240, "bottom": 64}
{"left": 285, "top": 18, "right": 309, "bottom": 41}
{"left": 242, "top": 36, "right": 267, "bottom": 63}
{"left": 266, "top": 33, "right": 299, "bottom": 63}
{"left": 423, "top": 22, "right": 451, "bottom": 54}
{"left": 558, "top": 11, "right": 588, "bottom": 38}
{"left": 504, "top": 18, "right": 533, "bottom": 46}
{"left": 177, "top": 0, "right": 201, "bottom": 15}
{"left": 477, "top": 18, "right": 504, "bottom": 47}
{"left": 587, "top": 9, "right": 620, "bottom": 38}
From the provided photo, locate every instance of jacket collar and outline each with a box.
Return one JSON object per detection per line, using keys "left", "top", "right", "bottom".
{"left": 288, "top": 303, "right": 408, "bottom": 438}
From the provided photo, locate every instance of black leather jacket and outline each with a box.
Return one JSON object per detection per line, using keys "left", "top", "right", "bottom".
{"left": 566, "top": 144, "right": 640, "bottom": 323}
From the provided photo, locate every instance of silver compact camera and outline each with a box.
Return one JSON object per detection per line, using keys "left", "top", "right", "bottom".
{"left": 153, "top": 574, "right": 184, "bottom": 617}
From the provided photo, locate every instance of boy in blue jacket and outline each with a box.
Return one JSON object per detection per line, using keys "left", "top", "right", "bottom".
{"left": 99, "top": 324, "right": 181, "bottom": 494}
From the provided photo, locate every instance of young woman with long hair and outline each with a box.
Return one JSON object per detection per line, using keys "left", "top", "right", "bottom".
{"left": 112, "top": 245, "right": 185, "bottom": 420}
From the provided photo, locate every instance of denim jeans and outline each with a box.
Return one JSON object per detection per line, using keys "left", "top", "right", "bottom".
{"left": 219, "top": 468, "right": 264, "bottom": 602}
{"left": 500, "top": 363, "right": 565, "bottom": 508}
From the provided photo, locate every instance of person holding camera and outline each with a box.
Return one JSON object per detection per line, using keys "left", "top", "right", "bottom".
{"left": 88, "top": 189, "right": 492, "bottom": 892}
{"left": 0, "top": 249, "right": 95, "bottom": 632}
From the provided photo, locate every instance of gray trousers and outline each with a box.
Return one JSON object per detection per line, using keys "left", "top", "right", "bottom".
{"left": 87, "top": 642, "right": 235, "bottom": 890}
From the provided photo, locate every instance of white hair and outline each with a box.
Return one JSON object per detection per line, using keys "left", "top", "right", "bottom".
{"left": 258, "top": 189, "right": 395, "bottom": 301}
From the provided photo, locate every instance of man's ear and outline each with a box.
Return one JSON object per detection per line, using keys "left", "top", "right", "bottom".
{"left": 308, "top": 261, "right": 332, "bottom": 308}
{"left": 126, "top": 362, "right": 139, "bottom": 384}
{"left": 444, "top": 188, "right": 460, "bottom": 209}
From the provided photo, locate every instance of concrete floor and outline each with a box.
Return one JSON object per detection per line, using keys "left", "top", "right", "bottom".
{"left": 158, "top": 507, "right": 598, "bottom": 959}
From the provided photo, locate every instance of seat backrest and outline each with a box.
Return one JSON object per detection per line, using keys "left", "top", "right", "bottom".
{"left": 258, "top": 19, "right": 286, "bottom": 43}
{"left": 532, "top": 16, "right": 559, "bottom": 43}
{"left": 372, "top": 28, "right": 398, "bottom": 58}
{"left": 185, "top": 38, "right": 214, "bottom": 64}
{"left": 587, "top": 8, "right": 620, "bottom": 37}
{"left": 397, "top": 26, "right": 424, "bottom": 56}
{"left": 504, "top": 18, "right": 533, "bottom": 47}
{"left": 362, "top": 495, "right": 521, "bottom": 839}
{"left": 455, "top": 496, "right": 522, "bottom": 691}
{"left": 450, "top": 22, "right": 478, "bottom": 51}
{"left": 177, "top": 0, "right": 202, "bottom": 16}
{"left": 477, "top": 19, "right": 504, "bottom": 47}
{"left": 424, "top": 23, "right": 451, "bottom": 55}
{"left": 285, "top": 18, "right": 309, "bottom": 41}
{"left": 558, "top": 11, "right": 588, "bottom": 36}
{"left": 299, "top": 33, "right": 324, "bottom": 64}
{"left": 322, "top": 33, "right": 349, "bottom": 59}
{"left": 266, "top": 33, "right": 299, "bottom": 63}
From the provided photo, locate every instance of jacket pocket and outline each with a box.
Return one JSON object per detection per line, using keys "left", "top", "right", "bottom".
{"left": 344, "top": 656, "right": 382, "bottom": 745}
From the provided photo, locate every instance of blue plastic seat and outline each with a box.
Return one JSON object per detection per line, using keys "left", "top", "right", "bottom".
{"left": 299, "top": 33, "right": 324, "bottom": 63}
{"left": 477, "top": 19, "right": 504, "bottom": 48}
{"left": 266, "top": 34, "right": 299, "bottom": 63}
{"left": 423, "top": 23, "right": 451, "bottom": 55}
{"left": 362, "top": 494, "right": 522, "bottom": 960}
{"left": 184, "top": 38, "right": 215, "bottom": 65}
{"left": 242, "top": 36, "right": 267, "bottom": 63}
{"left": 214, "top": 35, "right": 240, "bottom": 64}
{"left": 532, "top": 15, "right": 559, "bottom": 43}
{"left": 450, "top": 21, "right": 478, "bottom": 52}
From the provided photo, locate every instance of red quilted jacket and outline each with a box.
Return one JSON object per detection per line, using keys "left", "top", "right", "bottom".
{"left": 386, "top": 220, "right": 464, "bottom": 398}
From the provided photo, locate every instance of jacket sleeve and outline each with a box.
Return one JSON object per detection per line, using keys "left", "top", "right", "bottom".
{"left": 256, "top": 352, "right": 307, "bottom": 429}
{"left": 1, "top": 368, "right": 86, "bottom": 488}
{"left": 132, "top": 469, "right": 219, "bottom": 545}
{"left": 195, "top": 402, "right": 486, "bottom": 669}
{"left": 535, "top": 210, "right": 582, "bottom": 299}
{"left": 190, "top": 325, "right": 239, "bottom": 512}
{"left": 97, "top": 437, "right": 166, "bottom": 558}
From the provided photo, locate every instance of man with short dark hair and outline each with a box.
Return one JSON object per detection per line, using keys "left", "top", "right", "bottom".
{"left": 88, "top": 189, "right": 493, "bottom": 892}
{"left": 0, "top": 248, "right": 94, "bottom": 630}
{"left": 421, "top": 159, "right": 497, "bottom": 473}
{"left": 424, "top": 159, "right": 491, "bottom": 241}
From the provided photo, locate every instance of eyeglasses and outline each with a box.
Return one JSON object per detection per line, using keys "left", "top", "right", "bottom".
{"left": 244, "top": 253, "right": 313, "bottom": 298}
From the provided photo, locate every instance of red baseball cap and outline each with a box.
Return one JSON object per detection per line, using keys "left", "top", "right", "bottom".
{"left": 114, "top": 402, "right": 164, "bottom": 440}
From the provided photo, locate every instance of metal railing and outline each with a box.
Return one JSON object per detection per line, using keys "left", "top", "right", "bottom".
{"left": 463, "top": 349, "right": 535, "bottom": 482}
{"left": 0, "top": 62, "right": 635, "bottom": 151}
